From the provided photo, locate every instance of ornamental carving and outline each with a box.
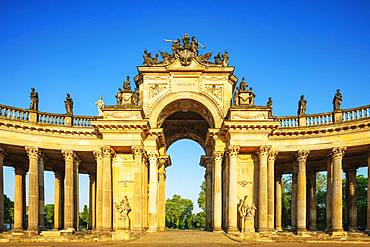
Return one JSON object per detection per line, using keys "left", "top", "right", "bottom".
{"left": 158, "top": 166, "right": 166, "bottom": 181}
{"left": 157, "top": 99, "right": 215, "bottom": 128}
{"left": 101, "top": 146, "right": 115, "bottom": 158}
{"left": 296, "top": 150, "right": 310, "bottom": 162}
{"left": 104, "top": 111, "right": 142, "bottom": 120}
{"left": 268, "top": 149, "right": 278, "bottom": 161}
{"left": 257, "top": 145, "right": 271, "bottom": 156}
{"left": 213, "top": 151, "right": 224, "bottom": 161}
{"left": 331, "top": 147, "right": 346, "bottom": 159}
{"left": 147, "top": 151, "right": 159, "bottom": 163}
{"left": 143, "top": 34, "right": 229, "bottom": 67}
{"left": 115, "top": 196, "right": 131, "bottom": 230}
{"left": 228, "top": 145, "right": 240, "bottom": 157}
{"left": 61, "top": 150, "right": 79, "bottom": 163}
{"left": 25, "top": 146, "right": 41, "bottom": 159}
{"left": 205, "top": 84, "right": 223, "bottom": 102}
{"left": 93, "top": 149, "right": 103, "bottom": 161}
{"left": 149, "top": 84, "right": 168, "bottom": 98}
{"left": 132, "top": 146, "right": 144, "bottom": 157}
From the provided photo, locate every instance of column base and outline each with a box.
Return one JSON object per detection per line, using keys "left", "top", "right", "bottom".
{"left": 275, "top": 227, "right": 282, "bottom": 232}
{"left": 147, "top": 226, "right": 158, "bottom": 232}
{"left": 257, "top": 227, "right": 268, "bottom": 233}
{"left": 330, "top": 230, "right": 347, "bottom": 237}
{"left": 348, "top": 226, "right": 357, "bottom": 232}
{"left": 23, "top": 230, "right": 39, "bottom": 237}
{"left": 227, "top": 226, "right": 239, "bottom": 233}
{"left": 212, "top": 227, "right": 223, "bottom": 232}
{"left": 112, "top": 230, "right": 131, "bottom": 240}
{"left": 308, "top": 226, "right": 317, "bottom": 231}
{"left": 296, "top": 230, "right": 310, "bottom": 237}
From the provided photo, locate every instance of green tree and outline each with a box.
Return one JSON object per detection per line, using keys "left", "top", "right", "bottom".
{"left": 355, "top": 175, "right": 367, "bottom": 230}
{"left": 315, "top": 172, "right": 327, "bottom": 230}
{"left": 4, "top": 194, "right": 14, "bottom": 225}
{"left": 197, "top": 180, "right": 206, "bottom": 212}
{"left": 79, "top": 205, "right": 89, "bottom": 229}
{"left": 192, "top": 211, "right": 206, "bottom": 229}
{"left": 165, "top": 194, "right": 193, "bottom": 229}
{"left": 44, "top": 204, "right": 54, "bottom": 229}
{"left": 281, "top": 175, "right": 291, "bottom": 228}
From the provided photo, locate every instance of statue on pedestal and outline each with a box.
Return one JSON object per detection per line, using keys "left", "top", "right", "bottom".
{"left": 96, "top": 96, "right": 104, "bottom": 116}
{"left": 123, "top": 75, "right": 131, "bottom": 92}
{"left": 29, "top": 88, "right": 39, "bottom": 111}
{"left": 116, "top": 88, "right": 123, "bottom": 105}
{"left": 267, "top": 97, "right": 272, "bottom": 108}
{"left": 333, "top": 89, "right": 342, "bottom": 111}
{"left": 115, "top": 196, "right": 131, "bottom": 230}
{"left": 298, "top": 95, "right": 307, "bottom": 116}
{"left": 64, "top": 93, "right": 73, "bottom": 115}
{"left": 240, "top": 77, "right": 248, "bottom": 91}
{"left": 233, "top": 87, "right": 239, "bottom": 106}
{"left": 131, "top": 88, "right": 139, "bottom": 106}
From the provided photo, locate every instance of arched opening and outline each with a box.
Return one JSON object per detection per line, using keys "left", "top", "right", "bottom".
{"left": 157, "top": 99, "right": 214, "bottom": 230}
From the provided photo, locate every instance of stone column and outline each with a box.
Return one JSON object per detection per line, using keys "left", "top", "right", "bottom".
{"left": 0, "top": 147, "right": 4, "bottom": 232}
{"left": 26, "top": 146, "right": 40, "bottom": 231}
{"left": 275, "top": 174, "right": 282, "bottom": 231}
{"left": 258, "top": 146, "right": 270, "bottom": 232}
{"left": 148, "top": 151, "right": 159, "bottom": 232}
{"left": 326, "top": 154, "right": 333, "bottom": 231}
{"left": 73, "top": 156, "right": 80, "bottom": 230}
{"left": 88, "top": 174, "right": 96, "bottom": 230}
{"left": 62, "top": 150, "right": 77, "bottom": 231}
{"left": 158, "top": 166, "right": 166, "bottom": 231}
{"left": 93, "top": 149, "right": 103, "bottom": 230}
{"left": 38, "top": 154, "right": 45, "bottom": 230}
{"left": 54, "top": 171, "right": 64, "bottom": 230}
{"left": 102, "top": 146, "right": 114, "bottom": 231}
{"left": 227, "top": 145, "right": 240, "bottom": 233}
{"left": 205, "top": 158, "right": 213, "bottom": 231}
{"left": 291, "top": 162, "right": 298, "bottom": 230}
{"left": 22, "top": 170, "right": 27, "bottom": 229}
{"left": 296, "top": 150, "right": 309, "bottom": 233}
{"left": 267, "top": 149, "right": 278, "bottom": 231}
{"left": 367, "top": 153, "right": 370, "bottom": 233}
{"left": 14, "top": 167, "right": 25, "bottom": 231}
{"left": 307, "top": 171, "right": 316, "bottom": 231}
{"left": 143, "top": 159, "right": 149, "bottom": 229}
{"left": 331, "top": 147, "right": 346, "bottom": 234}
{"left": 347, "top": 168, "right": 357, "bottom": 231}
{"left": 212, "top": 151, "right": 223, "bottom": 231}
{"left": 132, "top": 146, "right": 144, "bottom": 232}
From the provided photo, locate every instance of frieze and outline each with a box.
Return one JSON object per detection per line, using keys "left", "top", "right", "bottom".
{"left": 104, "top": 111, "right": 142, "bottom": 120}
{"left": 231, "top": 111, "right": 268, "bottom": 120}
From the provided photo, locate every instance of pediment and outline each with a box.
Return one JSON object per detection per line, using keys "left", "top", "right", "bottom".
{"left": 166, "top": 58, "right": 207, "bottom": 71}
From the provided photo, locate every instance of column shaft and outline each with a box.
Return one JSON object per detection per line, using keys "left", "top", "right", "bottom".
{"left": 326, "top": 156, "right": 333, "bottom": 231}
{"left": 228, "top": 145, "right": 239, "bottom": 232}
{"left": 275, "top": 174, "right": 282, "bottom": 231}
{"left": 296, "top": 150, "right": 309, "bottom": 232}
{"left": 258, "top": 146, "right": 269, "bottom": 232}
{"left": 213, "top": 151, "right": 223, "bottom": 231}
{"left": 331, "top": 147, "right": 346, "bottom": 232}
{"left": 102, "top": 146, "right": 113, "bottom": 231}
{"left": 308, "top": 172, "right": 316, "bottom": 231}
{"left": 93, "top": 150, "right": 103, "bottom": 230}
{"left": 14, "top": 167, "right": 25, "bottom": 231}
{"left": 73, "top": 161, "right": 79, "bottom": 230}
{"left": 26, "top": 146, "right": 40, "bottom": 231}
{"left": 158, "top": 168, "right": 166, "bottom": 231}
{"left": 347, "top": 168, "right": 357, "bottom": 231}
{"left": 88, "top": 174, "right": 96, "bottom": 230}
{"left": 38, "top": 154, "right": 45, "bottom": 230}
{"left": 132, "top": 147, "right": 144, "bottom": 231}
{"left": 267, "top": 150, "right": 278, "bottom": 231}
{"left": 291, "top": 162, "right": 297, "bottom": 230}
{"left": 205, "top": 161, "right": 213, "bottom": 231}
{"left": 367, "top": 155, "right": 370, "bottom": 232}
{"left": 0, "top": 148, "right": 4, "bottom": 232}
{"left": 62, "top": 150, "right": 76, "bottom": 230}
{"left": 148, "top": 151, "right": 159, "bottom": 232}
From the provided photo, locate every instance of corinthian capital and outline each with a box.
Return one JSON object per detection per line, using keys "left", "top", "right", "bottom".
{"left": 213, "top": 150, "right": 224, "bottom": 161}
{"left": 0, "top": 146, "right": 5, "bottom": 159}
{"left": 132, "top": 146, "right": 144, "bottom": 157}
{"left": 228, "top": 145, "right": 240, "bottom": 157}
{"left": 147, "top": 150, "right": 159, "bottom": 163}
{"left": 101, "top": 146, "right": 115, "bottom": 158}
{"left": 268, "top": 149, "right": 278, "bottom": 161}
{"left": 296, "top": 150, "right": 310, "bottom": 162}
{"left": 62, "top": 150, "right": 79, "bottom": 163}
{"left": 258, "top": 145, "right": 271, "bottom": 157}
{"left": 93, "top": 149, "right": 103, "bottom": 161}
{"left": 331, "top": 147, "right": 346, "bottom": 159}
{"left": 25, "top": 146, "right": 41, "bottom": 159}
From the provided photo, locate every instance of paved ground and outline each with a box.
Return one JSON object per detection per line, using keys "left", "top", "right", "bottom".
{"left": 1, "top": 230, "right": 370, "bottom": 246}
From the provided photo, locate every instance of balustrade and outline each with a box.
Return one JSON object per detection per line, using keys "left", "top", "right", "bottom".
{"left": 0, "top": 104, "right": 29, "bottom": 121}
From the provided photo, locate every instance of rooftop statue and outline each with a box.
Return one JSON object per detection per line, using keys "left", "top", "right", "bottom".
{"left": 29, "top": 88, "right": 39, "bottom": 111}
{"left": 240, "top": 77, "right": 248, "bottom": 91}
{"left": 64, "top": 93, "right": 73, "bottom": 115}
{"left": 96, "top": 96, "right": 104, "bottom": 116}
{"left": 142, "top": 34, "right": 229, "bottom": 67}
{"left": 298, "top": 95, "right": 307, "bottom": 116}
{"left": 333, "top": 89, "right": 342, "bottom": 111}
{"left": 123, "top": 75, "right": 132, "bottom": 92}
{"left": 267, "top": 97, "right": 272, "bottom": 108}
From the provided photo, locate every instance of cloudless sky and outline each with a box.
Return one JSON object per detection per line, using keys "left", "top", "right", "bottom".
{"left": 1, "top": 1, "right": 370, "bottom": 212}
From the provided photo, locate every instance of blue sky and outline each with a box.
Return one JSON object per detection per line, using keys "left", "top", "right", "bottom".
{"left": 1, "top": 1, "right": 370, "bottom": 212}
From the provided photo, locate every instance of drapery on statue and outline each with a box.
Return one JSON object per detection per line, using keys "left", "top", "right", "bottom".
{"left": 115, "top": 196, "right": 131, "bottom": 230}
{"left": 249, "top": 87, "right": 255, "bottom": 106}
{"left": 240, "top": 77, "right": 248, "bottom": 91}
{"left": 267, "top": 97, "right": 272, "bottom": 108}
{"left": 131, "top": 88, "right": 139, "bottom": 106}
{"left": 333, "top": 89, "right": 342, "bottom": 111}
{"left": 116, "top": 88, "right": 123, "bottom": 105}
{"left": 29, "top": 88, "right": 39, "bottom": 111}
{"left": 64, "top": 93, "right": 73, "bottom": 115}
{"left": 298, "top": 95, "right": 307, "bottom": 116}
{"left": 123, "top": 75, "right": 131, "bottom": 92}
{"left": 96, "top": 96, "right": 104, "bottom": 116}
{"left": 233, "top": 87, "right": 239, "bottom": 106}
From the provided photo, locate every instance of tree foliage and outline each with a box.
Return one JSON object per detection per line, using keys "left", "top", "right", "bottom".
{"left": 79, "top": 205, "right": 89, "bottom": 229}
{"left": 4, "top": 194, "right": 14, "bottom": 224}
{"left": 44, "top": 204, "right": 54, "bottom": 229}
{"left": 165, "top": 194, "right": 193, "bottom": 229}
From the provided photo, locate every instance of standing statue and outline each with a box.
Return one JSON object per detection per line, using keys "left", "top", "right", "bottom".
{"left": 123, "top": 75, "right": 131, "bottom": 92}
{"left": 182, "top": 34, "right": 191, "bottom": 50}
{"left": 249, "top": 87, "right": 256, "bottom": 106}
{"left": 222, "top": 51, "right": 229, "bottom": 67}
{"left": 131, "top": 88, "right": 139, "bottom": 106}
{"left": 298, "top": 95, "right": 307, "bottom": 116}
{"left": 115, "top": 196, "right": 131, "bottom": 230}
{"left": 333, "top": 89, "right": 342, "bottom": 111}
{"left": 96, "top": 96, "right": 104, "bottom": 116}
{"left": 64, "top": 93, "right": 73, "bottom": 115}
{"left": 267, "top": 97, "right": 272, "bottom": 108}
{"left": 233, "top": 87, "right": 239, "bottom": 106}
{"left": 116, "top": 88, "right": 123, "bottom": 105}
{"left": 29, "top": 88, "right": 39, "bottom": 111}
{"left": 214, "top": 52, "right": 222, "bottom": 65}
{"left": 240, "top": 77, "right": 248, "bottom": 91}
{"left": 171, "top": 38, "right": 181, "bottom": 56}
{"left": 238, "top": 195, "right": 248, "bottom": 237}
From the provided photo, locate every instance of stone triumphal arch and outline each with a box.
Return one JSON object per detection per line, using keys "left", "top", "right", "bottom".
{"left": 1, "top": 34, "right": 370, "bottom": 241}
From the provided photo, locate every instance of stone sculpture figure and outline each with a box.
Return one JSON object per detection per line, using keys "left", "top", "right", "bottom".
{"left": 222, "top": 51, "right": 229, "bottom": 67}
{"left": 115, "top": 196, "right": 131, "bottom": 230}
{"left": 29, "top": 88, "right": 39, "bottom": 111}
{"left": 249, "top": 87, "right": 255, "bottom": 106}
{"left": 233, "top": 87, "right": 239, "bottom": 106}
{"left": 240, "top": 77, "right": 248, "bottom": 91}
{"left": 131, "top": 88, "right": 139, "bottom": 106}
{"left": 96, "top": 96, "right": 104, "bottom": 116}
{"left": 333, "top": 89, "right": 342, "bottom": 111}
{"left": 214, "top": 52, "right": 222, "bottom": 65}
{"left": 267, "top": 97, "right": 272, "bottom": 108}
{"left": 191, "top": 36, "right": 199, "bottom": 55}
{"left": 143, "top": 49, "right": 158, "bottom": 66}
{"left": 123, "top": 76, "right": 131, "bottom": 92}
{"left": 298, "top": 95, "right": 307, "bottom": 116}
{"left": 116, "top": 88, "right": 123, "bottom": 105}
{"left": 64, "top": 93, "right": 73, "bottom": 115}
